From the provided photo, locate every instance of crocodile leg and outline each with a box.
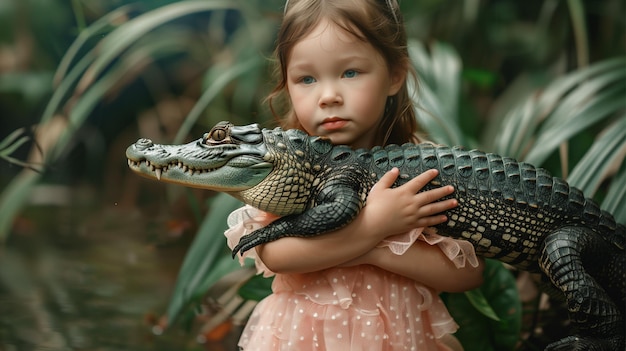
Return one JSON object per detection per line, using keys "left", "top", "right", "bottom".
{"left": 540, "top": 227, "right": 624, "bottom": 351}
{"left": 232, "top": 183, "right": 365, "bottom": 257}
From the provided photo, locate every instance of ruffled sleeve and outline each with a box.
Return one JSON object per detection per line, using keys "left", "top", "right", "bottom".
{"left": 224, "top": 205, "right": 280, "bottom": 277}
{"left": 226, "top": 205, "right": 480, "bottom": 277}
{"left": 378, "top": 227, "right": 480, "bottom": 269}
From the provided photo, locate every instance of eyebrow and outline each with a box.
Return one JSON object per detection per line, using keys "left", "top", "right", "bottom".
{"left": 288, "top": 54, "right": 372, "bottom": 70}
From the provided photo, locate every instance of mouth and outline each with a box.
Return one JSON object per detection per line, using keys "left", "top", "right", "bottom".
{"left": 321, "top": 117, "right": 348, "bottom": 131}
{"left": 127, "top": 159, "right": 218, "bottom": 180}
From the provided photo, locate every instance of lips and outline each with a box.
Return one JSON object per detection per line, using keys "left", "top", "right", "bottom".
{"left": 321, "top": 117, "right": 348, "bottom": 131}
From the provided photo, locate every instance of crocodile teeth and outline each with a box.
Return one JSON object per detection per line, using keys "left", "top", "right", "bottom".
{"left": 155, "top": 168, "right": 162, "bottom": 180}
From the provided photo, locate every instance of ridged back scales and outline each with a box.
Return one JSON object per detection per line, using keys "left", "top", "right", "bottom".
{"left": 267, "top": 127, "right": 625, "bottom": 270}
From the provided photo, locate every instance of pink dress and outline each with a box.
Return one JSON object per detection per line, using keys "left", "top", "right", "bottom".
{"left": 225, "top": 206, "right": 479, "bottom": 351}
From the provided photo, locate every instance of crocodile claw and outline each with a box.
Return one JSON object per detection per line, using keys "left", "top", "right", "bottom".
{"left": 232, "top": 233, "right": 262, "bottom": 258}
{"left": 231, "top": 245, "right": 243, "bottom": 258}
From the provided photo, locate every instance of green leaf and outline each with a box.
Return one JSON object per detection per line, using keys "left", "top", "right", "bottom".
{"left": 567, "top": 117, "right": 626, "bottom": 197}
{"left": 463, "top": 289, "right": 500, "bottom": 321}
{"left": 0, "top": 2, "right": 253, "bottom": 240}
{"left": 174, "top": 56, "right": 263, "bottom": 144}
{"left": 165, "top": 193, "right": 244, "bottom": 326}
{"left": 53, "top": 4, "right": 137, "bottom": 86}
{"left": 492, "top": 57, "right": 625, "bottom": 163}
{"left": 0, "top": 128, "right": 29, "bottom": 151}
{"left": 237, "top": 274, "right": 273, "bottom": 302}
{"left": 463, "top": 68, "right": 498, "bottom": 89}
{"left": 77, "top": 1, "right": 240, "bottom": 91}
{"left": 445, "top": 260, "right": 521, "bottom": 351}
{"left": 526, "top": 68, "right": 626, "bottom": 165}
{"left": 409, "top": 40, "right": 465, "bottom": 145}
{"left": 567, "top": 0, "right": 589, "bottom": 67}
{"left": 602, "top": 161, "right": 626, "bottom": 223}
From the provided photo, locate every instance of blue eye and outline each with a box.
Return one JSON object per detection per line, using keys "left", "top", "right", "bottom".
{"left": 301, "top": 76, "right": 316, "bottom": 84}
{"left": 343, "top": 69, "right": 358, "bottom": 78}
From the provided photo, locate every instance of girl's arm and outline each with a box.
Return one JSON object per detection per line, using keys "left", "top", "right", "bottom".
{"left": 342, "top": 241, "right": 485, "bottom": 293}
{"left": 256, "top": 168, "right": 458, "bottom": 273}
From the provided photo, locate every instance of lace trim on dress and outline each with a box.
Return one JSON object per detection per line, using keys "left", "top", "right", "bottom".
{"left": 225, "top": 205, "right": 480, "bottom": 276}
{"left": 378, "top": 228, "right": 480, "bottom": 269}
{"left": 225, "top": 206, "right": 280, "bottom": 277}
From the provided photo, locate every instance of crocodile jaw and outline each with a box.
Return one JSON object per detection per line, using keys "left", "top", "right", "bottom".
{"left": 125, "top": 138, "right": 272, "bottom": 192}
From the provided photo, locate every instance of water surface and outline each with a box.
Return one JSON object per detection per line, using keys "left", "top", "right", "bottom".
{"left": 0, "top": 201, "right": 239, "bottom": 351}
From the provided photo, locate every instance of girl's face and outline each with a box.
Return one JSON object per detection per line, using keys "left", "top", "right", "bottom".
{"left": 286, "top": 19, "right": 404, "bottom": 149}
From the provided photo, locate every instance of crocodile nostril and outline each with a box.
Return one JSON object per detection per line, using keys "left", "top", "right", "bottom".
{"left": 135, "top": 138, "right": 154, "bottom": 150}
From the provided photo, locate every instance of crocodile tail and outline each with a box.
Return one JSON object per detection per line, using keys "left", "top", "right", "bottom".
{"left": 608, "top": 221, "right": 625, "bottom": 250}
{"left": 544, "top": 172, "right": 624, "bottom": 251}
{"left": 561, "top": 181, "right": 624, "bottom": 250}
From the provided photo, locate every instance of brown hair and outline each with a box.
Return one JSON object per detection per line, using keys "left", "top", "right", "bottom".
{"left": 266, "top": 0, "right": 422, "bottom": 146}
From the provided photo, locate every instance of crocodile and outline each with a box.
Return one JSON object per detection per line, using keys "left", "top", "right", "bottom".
{"left": 126, "top": 121, "right": 625, "bottom": 351}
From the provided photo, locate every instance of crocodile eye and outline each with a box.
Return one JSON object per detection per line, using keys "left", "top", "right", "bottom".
{"left": 203, "top": 123, "right": 233, "bottom": 145}
{"left": 211, "top": 128, "right": 227, "bottom": 141}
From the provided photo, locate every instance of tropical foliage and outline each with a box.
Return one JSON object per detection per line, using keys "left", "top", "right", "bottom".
{"left": 0, "top": 0, "right": 624, "bottom": 350}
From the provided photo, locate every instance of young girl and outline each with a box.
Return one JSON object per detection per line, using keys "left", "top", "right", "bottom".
{"left": 225, "top": 1, "right": 484, "bottom": 350}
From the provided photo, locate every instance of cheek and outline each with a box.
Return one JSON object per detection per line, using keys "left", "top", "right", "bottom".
{"left": 290, "top": 92, "right": 308, "bottom": 116}
{"left": 350, "top": 88, "right": 387, "bottom": 117}
{"left": 288, "top": 89, "right": 315, "bottom": 125}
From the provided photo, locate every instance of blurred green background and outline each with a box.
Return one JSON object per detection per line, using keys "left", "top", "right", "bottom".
{"left": 0, "top": 0, "right": 624, "bottom": 350}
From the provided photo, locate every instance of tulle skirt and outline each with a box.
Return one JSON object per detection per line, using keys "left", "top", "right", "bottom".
{"left": 225, "top": 206, "right": 479, "bottom": 351}
{"left": 238, "top": 266, "right": 459, "bottom": 351}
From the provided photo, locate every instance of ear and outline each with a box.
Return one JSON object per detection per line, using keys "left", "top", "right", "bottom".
{"left": 388, "top": 66, "right": 406, "bottom": 96}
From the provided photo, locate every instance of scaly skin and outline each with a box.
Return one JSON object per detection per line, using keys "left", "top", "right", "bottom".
{"left": 126, "top": 121, "right": 625, "bottom": 351}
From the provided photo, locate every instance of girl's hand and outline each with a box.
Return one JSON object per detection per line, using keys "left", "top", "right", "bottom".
{"left": 360, "top": 168, "right": 457, "bottom": 241}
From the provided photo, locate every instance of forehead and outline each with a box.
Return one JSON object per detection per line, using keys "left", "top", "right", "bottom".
{"left": 289, "top": 19, "right": 381, "bottom": 61}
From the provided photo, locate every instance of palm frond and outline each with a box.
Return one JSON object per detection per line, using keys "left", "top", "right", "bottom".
{"left": 567, "top": 116, "right": 626, "bottom": 221}
{"left": 409, "top": 40, "right": 465, "bottom": 146}
{"left": 602, "top": 162, "right": 626, "bottom": 223}
{"left": 0, "top": 1, "right": 249, "bottom": 240}
{"left": 165, "top": 193, "right": 245, "bottom": 326}
{"left": 491, "top": 57, "right": 625, "bottom": 164}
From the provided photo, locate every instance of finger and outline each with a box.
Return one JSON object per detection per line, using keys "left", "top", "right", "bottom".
{"left": 373, "top": 167, "right": 400, "bottom": 191}
{"left": 416, "top": 214, "right": 449, "bottom": 227}
{"left": 402, "top": 169, "right": 440, "bottom": 192}
{"left": 416, "top": 185, "right": 455, "bottom": 203}
{"left": 418, "top": 198, "right": 458, "bottom": 215}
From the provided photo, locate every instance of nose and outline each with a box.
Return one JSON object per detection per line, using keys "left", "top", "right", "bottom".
{"left": 318, "top": 82, "right": 343, "bottom": 107}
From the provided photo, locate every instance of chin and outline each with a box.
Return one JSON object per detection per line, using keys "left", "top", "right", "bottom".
{"left": 324, "top": 134, "right": 355, "bottom": 147}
